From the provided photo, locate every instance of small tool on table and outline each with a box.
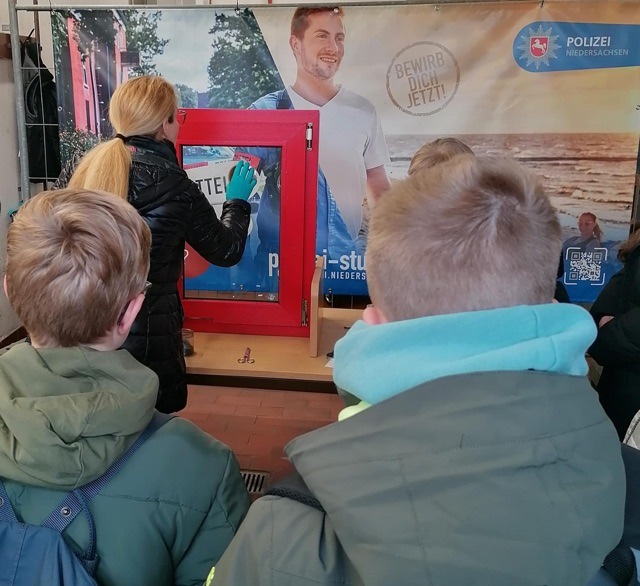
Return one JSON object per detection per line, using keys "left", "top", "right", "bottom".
{"left": 238, "top": 347, "right": 255, "bottom": 364}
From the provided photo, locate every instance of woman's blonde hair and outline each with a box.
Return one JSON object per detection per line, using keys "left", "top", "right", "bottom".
{"left": 68, "top": 76, "right": 178, "bottom": 198}
{"left": 408, "top": 137, "right": 474, "bottom": 176}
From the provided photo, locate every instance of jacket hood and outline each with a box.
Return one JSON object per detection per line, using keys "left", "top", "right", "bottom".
{"left": 0, "top": 343, "right": 158, "bottom": 489}
{"left": 334, "top": 303, "right": 597, "bottom": 406}
{"left": 286, "top": 371, "right": 624, "bottom": 585}
{"left": 127, "top": 136, "right": 192, "bottom": 214}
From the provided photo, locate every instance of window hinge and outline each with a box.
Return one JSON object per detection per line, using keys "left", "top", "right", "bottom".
{"left": 306, "top": 123, "right": 313, "bottom": 150}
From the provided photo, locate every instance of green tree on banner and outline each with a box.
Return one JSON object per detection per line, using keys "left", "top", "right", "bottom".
{"left": 67, "top": 10, "right": 167, "bottom": 76}
{"left": 121, "top": 11, "right": 169, "bottom": 76}
{"left": 69, "top": 10, "right": 118, "bottom": 55}
{"left": 207, "top": 9, "right": 283, "bottom": 109}
{"left": 176, "top": 84, "right": 198, "bottom": 107}
{"left": 51, "top": 11, "right": 75, "bottom": 133}
{"left": 51, "top": 9, "right": 168, "bottom": 148}
{"left": 59, "top": 128, "right": 100, "bottom": 164}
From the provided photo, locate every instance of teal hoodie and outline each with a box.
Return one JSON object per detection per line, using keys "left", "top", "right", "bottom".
{"left": 334, "top": 303, "right": 597, "bottom": 417}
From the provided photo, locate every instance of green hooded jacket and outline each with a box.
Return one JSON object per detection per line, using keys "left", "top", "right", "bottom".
{"left": 0, "top": 343, "right": 250, "bottom": 586}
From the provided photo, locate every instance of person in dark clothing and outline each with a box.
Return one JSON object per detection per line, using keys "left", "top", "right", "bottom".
{"left": 64, "top": 76, "right": 253, "bottom": 413}
{"left": 589, "top": 227, "right": 640, "bottom": 438}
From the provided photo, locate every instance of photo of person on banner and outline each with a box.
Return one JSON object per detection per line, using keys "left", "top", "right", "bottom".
{"left": 240, "top": 6, "right": 391, "bottom": 295}
{"left": 562, "top": 211, "right": 610, "bottom": 297}
{"left": 563, "top": 212, "right": 604, "bottom": 255}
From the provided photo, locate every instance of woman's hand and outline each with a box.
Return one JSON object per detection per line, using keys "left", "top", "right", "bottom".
{"left": 599, "top": 315, "right": 614, "bottom": 328}
{"left": 226, "top": 160, "right": 257, "bottom": 201}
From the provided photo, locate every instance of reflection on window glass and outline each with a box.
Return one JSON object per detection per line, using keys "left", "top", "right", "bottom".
{"left": 182, "top": 145, "right": 281, "bottom": 302}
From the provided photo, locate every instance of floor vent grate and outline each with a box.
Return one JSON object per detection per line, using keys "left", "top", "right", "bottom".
{"left": 241, "top": 470, "right": 271, "bottom": 496}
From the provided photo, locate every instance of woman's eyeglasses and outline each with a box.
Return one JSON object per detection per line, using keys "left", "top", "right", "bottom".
{"left": 116, "top": 281, "right": 152, "bottom": 326}
{"left": 177, "top": 109, "right": 187, "bottom": 126}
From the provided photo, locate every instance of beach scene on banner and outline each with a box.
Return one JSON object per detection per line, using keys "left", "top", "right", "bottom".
{"left": 386, "top": 132, "right": 638, "bottom": 302}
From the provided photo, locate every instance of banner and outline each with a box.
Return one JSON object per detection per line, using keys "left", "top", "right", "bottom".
{"left": 51, "top": 2, "right": 640, "bottom": 301}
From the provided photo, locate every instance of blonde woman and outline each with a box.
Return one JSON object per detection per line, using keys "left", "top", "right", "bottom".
{"left": 65, "top": 76, "right": 253, "bottom": 413}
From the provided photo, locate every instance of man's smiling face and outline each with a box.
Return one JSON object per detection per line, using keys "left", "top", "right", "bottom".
{"left": 291, "top": 11, "right": 345, "bottom": 81}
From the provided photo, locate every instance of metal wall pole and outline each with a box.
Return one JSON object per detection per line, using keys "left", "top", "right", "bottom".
{"left": 8, "top": 0, "right": 31, "bottom": 202}
{"left": 15, "top": 0, "right": 541, "bottom": 10}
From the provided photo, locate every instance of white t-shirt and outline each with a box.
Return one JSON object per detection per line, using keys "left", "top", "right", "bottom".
{"left": 287, "top": 86, "right": 390, "bottom": 239}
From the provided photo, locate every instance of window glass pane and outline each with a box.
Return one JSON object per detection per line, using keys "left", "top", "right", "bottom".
{"left": 182, "top": 145, "right": 281, "bottom": 302}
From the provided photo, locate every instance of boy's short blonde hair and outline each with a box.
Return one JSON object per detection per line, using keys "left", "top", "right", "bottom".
{"left": 366, "top": 156, "right": 561, "bottom": 321}
{"left": 6, "top": 189, "right": 151, "bottom": 347}
{"left": 408, "top": 137, "right": 474, "bottom": 176}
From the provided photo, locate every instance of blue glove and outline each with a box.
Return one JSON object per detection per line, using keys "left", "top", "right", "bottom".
{"left": 226, "top": 160, "right": 257, "bottom": 201}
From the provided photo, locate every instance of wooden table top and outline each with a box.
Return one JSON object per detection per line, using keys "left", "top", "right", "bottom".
{"left": 186, "top": 308, "right": 362, "bottom": 382}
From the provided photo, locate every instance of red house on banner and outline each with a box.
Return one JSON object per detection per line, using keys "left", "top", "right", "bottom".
{"left": 56, "top": 10, "right": 138, "bottom": 139}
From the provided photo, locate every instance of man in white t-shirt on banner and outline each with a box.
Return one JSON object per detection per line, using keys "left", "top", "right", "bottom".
{"left": 246, "top": 6, "right": 391, "bottom": 294}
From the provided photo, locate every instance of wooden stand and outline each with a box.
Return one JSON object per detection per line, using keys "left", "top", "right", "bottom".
{"left": 185, "top": 258, "right": 361, "bottom": 385}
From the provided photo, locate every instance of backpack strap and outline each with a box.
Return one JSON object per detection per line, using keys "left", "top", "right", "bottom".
{"left": 0, "top": 410, "right": 168, "bottom": 527}
{"left": 42, "top": 412, "right": 174, "bottom": 531}
{"left": 276, "top": 88, "right": 293, "bottom": 110}
{"left": 265, "top": 469, "right": 324, "bottom": 513}
{"left": 80, "top": 412, "right": 174, "bottom": 501}
{"left": 38, "top": 411, "right": 174, "bottom": 571}
{"left": 0, "top": 479, "right": 19, "bottom": 522}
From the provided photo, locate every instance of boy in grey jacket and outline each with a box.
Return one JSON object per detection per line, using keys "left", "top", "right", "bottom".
{"left": 210, "top": 155, "right": 625, "bottom": 586}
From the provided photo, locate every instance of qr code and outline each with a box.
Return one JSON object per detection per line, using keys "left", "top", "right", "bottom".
{"left": 564, "top": 247, "right": 607, "bottom": 286}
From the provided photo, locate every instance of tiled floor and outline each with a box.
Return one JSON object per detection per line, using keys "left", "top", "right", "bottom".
{"left": 181, "top": 385, "right": 343, "bottom": 482}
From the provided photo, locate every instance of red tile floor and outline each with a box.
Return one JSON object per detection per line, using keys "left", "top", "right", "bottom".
{"left": 181, "top": 385, "right": 343, "bottom": 482}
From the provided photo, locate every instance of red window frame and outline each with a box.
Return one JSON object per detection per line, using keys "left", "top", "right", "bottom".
{"left": 177, "top": 108, "right": 319, "bottom": 337}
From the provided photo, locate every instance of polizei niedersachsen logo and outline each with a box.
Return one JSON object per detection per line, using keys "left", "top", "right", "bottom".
{"left": 514, "top": 21, "right": 639, "bottom": 72}
{"left": 516, "top": 24, "right": 560, "bottom": 69}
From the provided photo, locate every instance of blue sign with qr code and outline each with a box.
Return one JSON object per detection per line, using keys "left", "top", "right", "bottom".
{"left": 562, "top": 245, "right": 622, "bottom": 303}
{"left": 564, "top": 247, "right": 608, "bottom": 287}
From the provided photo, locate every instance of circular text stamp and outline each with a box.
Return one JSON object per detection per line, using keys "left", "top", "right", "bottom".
{"left": 386, "top": 41, "right": 460, "bottom": 116}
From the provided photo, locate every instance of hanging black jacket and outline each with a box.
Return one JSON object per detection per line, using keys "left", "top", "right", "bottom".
{"left": 589, "top": 245, "right": 640, "bottom": 438}
{"left": 21, "top": 39, "right": 61, "bottom": 181}
{"left": 124, "top": 136, "right": 250, "bottom": 413}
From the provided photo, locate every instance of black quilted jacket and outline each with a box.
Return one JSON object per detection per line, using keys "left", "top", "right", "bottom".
{"left": 589, "top": 245, "right": 640, "bottom": 438}
{"left": 126, "top": 137, "right": 250, "bottom": 412}
{"left": 58, "top": 136, "right": 250, "bottom": 413}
